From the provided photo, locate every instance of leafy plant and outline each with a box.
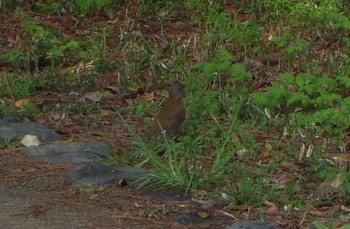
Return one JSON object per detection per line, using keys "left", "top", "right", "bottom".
{"left": 227, "top": 177, "right": 269, "bottom": 206}
{"left": 204, "top": 4, "right": 261, "bottom": 50}
{"left": 0, "top": 73, "right": 37, "bottom": 99}
{"left": 0, "top": 51, "right": 28, "bottom": 72}
{"left": 137, "top": 0, "right": 182, "bottom": 18}
{"left": 311, "top": 221, "right": 350, "bottom": 229}
{"left": 188, "top": 49, "right": 251, "bottom": 123}
{"left": 0, "top": 0, "right": 23, "bottom": 8}
{"left": 75, "top": 0, "right": 112, "bottom": 15}
{"left": 130, "top": 49, "right": 257, "bottom": 194}
{"left": 0, "top": 104, "right": 17, "bottom": 117}
{"left": 251, "top": 72, "right": 350, "bottom": 141}
{"left": 12, "top": 9, "right": 83, "bottom": 72}
{"left": 0, "top": 137, "right": 22, "bottom": 149}
{"left": 20, "top": 103, "right": 39, "bottom": 120}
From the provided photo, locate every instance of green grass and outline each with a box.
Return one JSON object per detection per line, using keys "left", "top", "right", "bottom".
{"left": 1, "top": 0, "right": 350, "bottom": 225}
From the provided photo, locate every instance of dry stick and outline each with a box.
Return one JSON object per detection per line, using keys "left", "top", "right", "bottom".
{"left": 217, "top": 210, "right": 238, "bottom": 220}
{"left": 300, "top": 205, "right": 312, "bottom": 225}
{"left": 2, "top": 72, "right": 14, "bottom": 100}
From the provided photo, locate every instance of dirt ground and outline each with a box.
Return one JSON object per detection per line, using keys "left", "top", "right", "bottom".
{"left": 0, "top": 148, "right": 242, "bottom": 228}
{"left": 0, "top": 7, "right": 236, "bottom": 226}
{"left": 1, "top": 4, "right": 348, "bottom": 229}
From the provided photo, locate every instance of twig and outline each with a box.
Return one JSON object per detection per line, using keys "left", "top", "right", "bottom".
{"left": 300, "top": 205, "right": 311, "bottom": 225}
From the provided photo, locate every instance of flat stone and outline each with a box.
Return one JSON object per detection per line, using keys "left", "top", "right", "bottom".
{"left": 142, "top": 189, "right": 191, "bottom": 201}
{"left": 66, "top": 163, "right": 155, "bottom": 185}
{"left": 0, "top": 117, "right": 62, "bottom": 142}
{"left": 173, "top": 212, "right": 207, "bottom": 225}
{"left": 23, "top": 141, "right": 111, "bottom": 163}
{"left": 224, "top": 221, "right": 279, "bottom": 229}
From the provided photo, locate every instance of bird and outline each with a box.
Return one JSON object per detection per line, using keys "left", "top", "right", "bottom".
{"left": 148, "top": 82, "right": 186, "bottom": 139}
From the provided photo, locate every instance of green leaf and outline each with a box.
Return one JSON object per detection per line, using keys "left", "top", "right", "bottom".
{"left": 277, "top": 73, "right": 294, "bottom": 85}
{"left": 311, "top": 220, "right": 329, "bottom": 229}
{"left": 315, "top": 93, "right": 341, "bottom": 108}
{"left": 287, "top": 92, "right": 311, "bottom": 108}
{"left": 337, "top": 76, "right": 350, "bottom": 89}
{"left": 339, "top": 223, "right": 350, "bottom": 229}
{"left": 251, "top": 93, "right": 270, "bottom": 108}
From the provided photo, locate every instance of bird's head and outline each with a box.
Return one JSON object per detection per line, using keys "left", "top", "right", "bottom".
{"left": 168, "top": 82, "right": 185, "bottom": 100}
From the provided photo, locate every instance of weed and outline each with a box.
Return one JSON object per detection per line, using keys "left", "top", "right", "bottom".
{"left": 137, "top": 0, "right": 182, "bottom": 19}
{"left": 75, "top": 0, "right": 112, "bottom": 15}
{"left": 251, "top": 71, "right": 350, "bottom": 144}
{"left": 64, "top": 102, "right": 101, "bottom": 115}
{"left": 2, "top": 1, "right": 350, "bottom": 225}
{"left": 311, "top": 221, "right": 350, "bottom": 229}
{"left": 0, "top": 104, "right": 17, "bottom": 117}
{"left": 0, "top": 0, "right": 23, "bottom": 8}
{"left": 227, "top": 177, "right": 268, "bottom": 206}
{"left": 20, "top": 103, "right": 39, "bottom": 121}
{"left": 126, "top": 49, "right": 258, "bottom": 195}
{"left": 79, "top": 185, "right": 103, "bottom": 195}
{"left": 0, "top": 50, "right": 28, "bottom": 73}
{"left": 0, "top": 73, "right": 37, "bottom": 99}
{"left": 85, "top": 27, "right": 115, "bottom": 73}
{"left": 0, "top": 138, "right": 22, "bottom": 149}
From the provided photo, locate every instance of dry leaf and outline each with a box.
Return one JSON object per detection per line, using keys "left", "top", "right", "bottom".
{"left": 15, "top": 33, "right": 22, "bottom": 42}
{"left": 134, "top": 202, "right": 142, "bottom": 208}
{"left": 143, "top": 91, "right": 156, "bottom": 101}
{"left": 318, "top": 174, "right": 343, "bottom": 199}
{"left": 106, "top": 86, "right": 120, "bottom": 94}
{"left": 80, "top": 91, "right": 102, "bottom": 102}
{"left": 57, "top": 66, "right": 75, "bottom": 75}
{"left": 107, "top": 18, "right": 119, "bottom": 24}
{"left": 341, "top": 205, "right": 350, "bottom": 212}
{"left": 15, "top": 98, "right": 31, "bottom": 108}
{"left": 309, "top": 208, "right": 327, "bottom": 216}
{"left": 197, "top": 211, "right": 210, "bottom": 218}
{"left": 265, "top": 200, "right": 280, "bottom": 215}
{"left": 231, "top": 204, "right": 251, "bottom": 210}
{"left": 232, "top": 134, "right": 241, "bottom": 143}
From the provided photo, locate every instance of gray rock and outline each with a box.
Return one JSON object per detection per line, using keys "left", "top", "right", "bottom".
{"left": 173, "top": 212, "right": 206, "bottom": 225}
{"left": 142, "top": 189, "right": 191, "bottom": 201}
{"left": 23, "top": 141, "right": 111, "bottom": 163}
{"left": 0, "top": 117, "right": 62, "bottom": 142}
{"left": 225, "top": 221, "right": 279, "bottom": 229}
{"left": 66, "top": 163, "right": 155, "bottom": 185}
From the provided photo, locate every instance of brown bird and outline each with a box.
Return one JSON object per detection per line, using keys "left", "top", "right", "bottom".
{"left": 148, "top": 82, "right": 186, "bottom": 139}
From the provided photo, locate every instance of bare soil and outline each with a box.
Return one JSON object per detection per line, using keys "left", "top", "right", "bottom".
{"left": 0, "top": 5, "right": 348, "bottom": 229}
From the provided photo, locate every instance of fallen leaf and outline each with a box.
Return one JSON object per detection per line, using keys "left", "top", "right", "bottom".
{"left": 57, "top": 66, "right": 75, "bottom": 75}
{"left": 134, "top": 202, "right": 142, "bottom": 208}
{"left": 265, "top": 200, "right": 280, "bottom": 215}
{"left": 106, "top": 86, "right": 120, "bottom": 94}
{"left": 80, "top": 91, "right": 102, "bottom": 102}
{"left": 317, "top": 174, "right": 343, "bottom": 199}
{"left": 341, "top": 205, "right": 350, "bottom": 213}
{"left": 15, "top": 98, "right": 31, "bottom": 108}
{"left": 197, "top": 211, "right": 210, "bottom": 218}
{"left": 107, "top": 17, "right": 119, "bottom": 24}
{"left": 15, "top": 33, "right": 22, "bottom": 42}
{"left": 231, "top": 204, "right": 251, "bottom": 210}
{"left": 309, "top": 208, "right": 327, "bottom": 216}
{"left": 264, "top": 200, "right": 276, "bottom": 207}
{"left": 143, "top": 91, "right": 156, "bottom": 101}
